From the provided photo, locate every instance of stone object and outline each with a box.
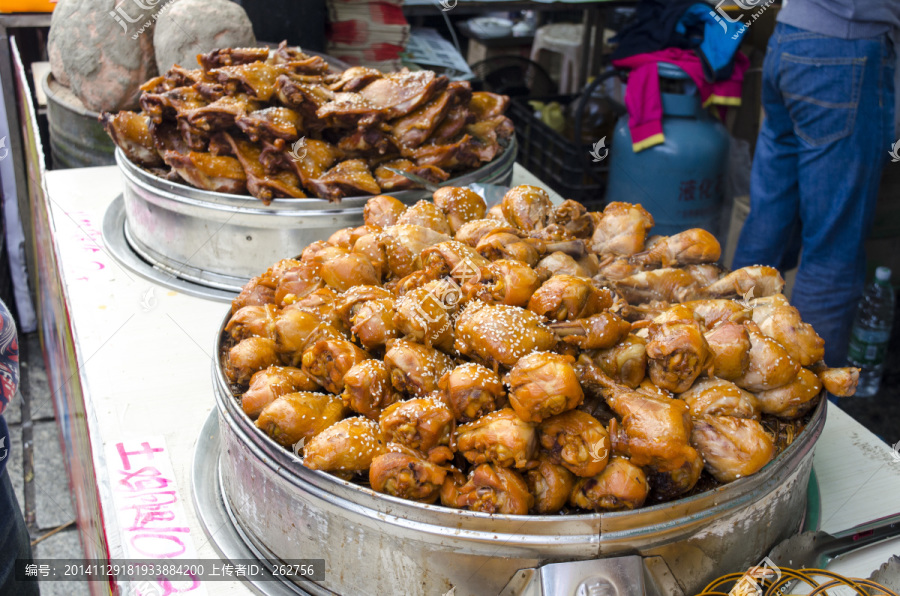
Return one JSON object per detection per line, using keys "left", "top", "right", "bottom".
{"left": 154, "top": 0, "right": 257, "bottom": 72}
{"left": 47, "top": 0, "right": 158, "bottom": 112}
{"left": 47, "top": 5, "right": 69, "bottom": 88}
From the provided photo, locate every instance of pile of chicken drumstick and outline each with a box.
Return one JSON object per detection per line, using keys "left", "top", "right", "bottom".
{"left": 222, "top": 185, "right": 858, "bottom": 515}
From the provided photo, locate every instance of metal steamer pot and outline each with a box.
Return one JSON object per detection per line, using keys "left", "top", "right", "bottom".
{"left": 116, "top": 139, "right": 516, "bottom": 290}
{"left": 43, "top": 73, "right": 117, "bottom": 169}
{"left": 210, "top": 314, "right": 825, "bottom": 596}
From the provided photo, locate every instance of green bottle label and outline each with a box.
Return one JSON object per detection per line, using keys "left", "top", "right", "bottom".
{"left": 847, "top": 327, "right": 890, "bottom": 366}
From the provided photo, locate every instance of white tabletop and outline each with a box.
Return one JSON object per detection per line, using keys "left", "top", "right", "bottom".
{"left": 44, "top": 165, "right": 900, "bottom": 594}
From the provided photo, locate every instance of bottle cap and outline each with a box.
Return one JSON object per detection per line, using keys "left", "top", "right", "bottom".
{"left": 875, "top": 266, "right": 892, "bottom": 282}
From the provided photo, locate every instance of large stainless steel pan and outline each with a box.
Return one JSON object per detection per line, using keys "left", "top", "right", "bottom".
{"left": 115, "top": 138, "right": 516, "bottom": 290}
{"left": 207, "top": 313, "right": 826, "bottom": 596}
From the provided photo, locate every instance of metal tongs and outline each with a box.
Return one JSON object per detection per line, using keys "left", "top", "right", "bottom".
{"left": 384, "top": 136, "right": 513, "bottom": 205}
{"left": 492, "top": 514, "right": 900, "bottom": 596}
{"left": 768, "top": 512, "right": 900, "bottom": 569}
{"left": 384, "top": 166, "right": 508, "bottom": 205}
{"left": 764, "top": 512, "right": 900, "bottom": 592}
{"left": 383, "top": 167, "right": 442, "bottom": 192}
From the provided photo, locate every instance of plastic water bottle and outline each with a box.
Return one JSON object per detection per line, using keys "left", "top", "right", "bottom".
{"left": 847, "top": 267, "right": 895, "bottom": 396}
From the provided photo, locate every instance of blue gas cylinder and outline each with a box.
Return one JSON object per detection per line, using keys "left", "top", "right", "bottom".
{"left": 605, "top": 63, "right": 729, "bottom": 237}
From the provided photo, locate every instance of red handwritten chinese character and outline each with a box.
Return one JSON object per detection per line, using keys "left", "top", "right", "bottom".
{"left": 129, "top": 533, "right": 187, "bottom": 558}
{"left": 153, "top": 573, "right": 202, "bottom": 594}
{"left": 125, "top": 506, "right": 188, "bottom": 534}
{"left": 116, "top": 442, "right": 164, "bottom": 470}
{"left": 118, "top": 467, "right": 171, "bottom": 492}
{"left": 126, "top": 490, "right": 179, "bottom": 506}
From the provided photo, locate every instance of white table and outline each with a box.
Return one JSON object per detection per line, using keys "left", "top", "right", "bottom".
{"left": 37, "top": 165, "right": 900, "bottom": 595}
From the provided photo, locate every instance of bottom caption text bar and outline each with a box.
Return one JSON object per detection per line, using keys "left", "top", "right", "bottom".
{"left": 16, "top": 559, "right": 326, "bottom": 582}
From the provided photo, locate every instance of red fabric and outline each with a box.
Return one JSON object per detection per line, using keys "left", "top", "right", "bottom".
{"left": 364, "top": 43, "right": 404, "bottom": 60}
{"left": 326, "top": 0, "right": 408, "bottom": 67}
{"left": 370, "top": 3, "right": 406, "bottom": 24}
{"left": 612, "top": 49, "right": 749, "bottom": 150}
{"left": 329, "top": 20, "right": 363, "bottom": 45}
{"left": 621, "top": 62, "right": 664, "bottom": 149}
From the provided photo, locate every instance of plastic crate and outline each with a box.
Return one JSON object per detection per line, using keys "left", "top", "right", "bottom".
{"left": 508, "top": 95, "right": 607, "bottom": 207}
{"left": 0, "top": 0, "right": 55, "bottom": 12}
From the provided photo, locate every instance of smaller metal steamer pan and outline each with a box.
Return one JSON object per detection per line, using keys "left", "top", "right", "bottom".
{"left": 209, "top": 313, "right": 826, "bottom": 596}
{"left": 116, "top": 138, "right": 516, "bottom": 287}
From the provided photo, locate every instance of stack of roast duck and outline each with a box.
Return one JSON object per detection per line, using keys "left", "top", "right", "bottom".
{"left": 220, "top": 186, "right": 859, "bottom": 515}
{"left": 100, "top": 43, "right": 513, "bottom": 203}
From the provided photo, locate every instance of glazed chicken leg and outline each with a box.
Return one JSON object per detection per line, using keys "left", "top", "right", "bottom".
{"left": 378, "top": 224, "right": 451, "bottom": 278}
{"left": 454, "top": 301, "right": 556, "bottom": 369}
{"left": 810, "top": 362, "right": 860, "bottom": 397}
{"left": 383, "top": 339, "right": 454, "bottom": 397}
{"left": 584, "top": 334, "right": 647, "bottom": 389}
{"left": 591, "top": 202, "right": 654, "bottom": 256}
{"left": 527, "top": 275, "right": 612, "bottom": 322}
{"left": 525, "top": 456, "right": 576, "bottom": 514}
{"left": 476, "top": 229, "right": 585, "bottom": 267}
{"left": 432, "top": 186, "right": 487, "bottom": 234}
{"left": 439, "top": 363, "right": 505, "bottom": 422}
{"left": 579, "top": 360, "right": 702, "bottom": 498}
{"left": 701, "top": 265, "right": 785, "bottom": 299}
{"left": 441, "top": 464, "right": 533, "bottom": 515}
{"left": 455, "top": 408, "right": 536, "bottom": 469}
{"left": 645, "top": 305, "right": 713, "bottom": 393}
{"left": 630, "top": 228, "right": 721, "bottom": 268}
{"left": 500, "top": 185, "right": 555, "bottom": 232}
{"left": 734, "top": 321, "right": 800, "bottom": 392}
{"left": 751, "top": 294, "right": 825, "bottom": 367}
{"left": 569, "top": 456, "right": 649, "bottom": 512}
{"left": 691, "top": 416, "right": 775, "bottom": 483}
{"left": 538, "top": 410, "right": 611, "bottom": 477}
{"left": 506, "top": 352, "right": 584, "bottom": 423}
{"left": 550, "top": 312, "right": 631, "bottom": 350}
{"left": 459, "top": 259, "right": 541, "bottom": 308}
{"left": 703, "top": 321, "right": 751, "bottom": 381}
{"left": 612, "top": 268, "right": 699, "bottom": 304}
{"left": 370, "top": 451, "right": 447, "bottom": 503}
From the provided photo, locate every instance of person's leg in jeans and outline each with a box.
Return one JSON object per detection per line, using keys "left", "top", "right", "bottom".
{"left": 733, "top": 26, "right": 803, "bottom": 273}
{"left": 779, "top": 30, "right": 895, "bottom": 365}
{"left": 0, "top": 467, "right": 39, "bottom": 595}
{"left": 736, "top": 24, "right": 895, "bottom": 365}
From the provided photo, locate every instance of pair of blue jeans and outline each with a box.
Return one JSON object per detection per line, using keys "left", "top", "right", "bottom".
{"left": 733, "top": 23, "right": 896, "bottom": 366}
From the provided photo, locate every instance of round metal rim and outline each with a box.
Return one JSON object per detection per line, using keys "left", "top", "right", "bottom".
{"left": 42, "top": 71, "right": 102, "bottom": 119}
{"left": 123, "top": 215, "right": 248, "bottom": 293}
{"left": 211, "top": 309, "right": 827, "bottom": 529}
{"left": 191, "top": 411, "right": 315, "bottom": 596}
{"left": 193, "top": 409, "right": 823, "bottom": 596}
{"left": 115, "top": 135, "right": 518, "bottom": 211}
{"left": 217, "top": 463, "right": 335, "bottom": 596}
{"left": 102, "top": 195, "right": 237, "bottom": 302}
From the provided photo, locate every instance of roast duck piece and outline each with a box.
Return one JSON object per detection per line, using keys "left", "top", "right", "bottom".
{"left": 222, "top": 185, "right": 858, "bottom": 515}
{"left": 102, "top": 42, "right": 513, "bottom": 204}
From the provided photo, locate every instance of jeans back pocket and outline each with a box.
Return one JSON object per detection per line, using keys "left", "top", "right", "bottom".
{"left": 778, "top": 53, "right": 865, "bottom": 146}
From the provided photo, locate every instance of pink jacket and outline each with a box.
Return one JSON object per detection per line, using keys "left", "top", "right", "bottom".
{"left": 612, "top": 48, "right": 749, "bottom": 152}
